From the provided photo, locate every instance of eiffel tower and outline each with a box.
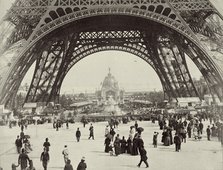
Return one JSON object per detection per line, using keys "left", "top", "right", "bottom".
{"left": 0, "top": 0, "right": 223, "bottom": 107}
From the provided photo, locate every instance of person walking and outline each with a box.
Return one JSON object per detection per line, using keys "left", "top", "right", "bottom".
{"left": 181, "top": 127, "right": 187, "bottom": 143}
{"left": 137, "top": 147, "right": 149, "bottom": 168}
{"left": 21, "top": 124, "right": 24, "bottom": 132}
{"left": 174, "top": 133, "right": 181, "bottom": 152}
{"left": 83, "top": 119, "right": 87, "bottom": 128}
{"left": 211, "top": 124, "right": 216, "bottom": 137}
{"left": 206, "top": 125, "right": 211, "bottom": 141}
{"left": 62, "top": 145, "right": 69, "bottom": 164}
{"left": 138, "top": 135, "right": 144, "bottom": 154}
{"left": 18, "top": 148, "right": 30, "bottom": 170}
{"left": 43, "top": 138, "right": 51, "bottom": 152}
{"left": 88, "top": 124, "right": 94, "bottom": 140}
{"left": 64, "top": 159, "right": 73, "bottom": 170}
{"left": 24, "top": 137, "right": 32, "bottom": 153}
{"left": 199, "top": 121, "right": 204, "bottom": 135}
{"left": 40, "top": 148, "right": 50, "bottom": 170}
{"left": 15, "top": 135, "right": 22, "bottom": 154}
{"left": 77, "top": 157, "right": 87, "bottom": 170}
{"left": 153, "top": 132, "right": 159, "bottom": 148}
{"left": 76, "top": 128, "right": 81, "bottom": 142}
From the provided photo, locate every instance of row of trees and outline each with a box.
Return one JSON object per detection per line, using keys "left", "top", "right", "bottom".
{"left": 12, "top": 76, "right": 209, "bottom": 113}
{"left": 130, "top": 91, "right": 164, "bottom": 104}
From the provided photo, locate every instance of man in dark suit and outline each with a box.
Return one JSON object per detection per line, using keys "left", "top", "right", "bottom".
{"left": 174, "top": 133, "right": 182, "bottom": 152}
{"left": 137, "top": 146, "right": 149, "bottom": 168}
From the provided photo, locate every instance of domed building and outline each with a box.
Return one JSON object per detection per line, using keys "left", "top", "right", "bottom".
{"left": 96, "top": 68, "right": 124, "bottom": 105}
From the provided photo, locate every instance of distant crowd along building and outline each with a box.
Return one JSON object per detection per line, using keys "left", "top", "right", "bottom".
{"left": 96, "top": 68, "right": 124, "bottom": 105}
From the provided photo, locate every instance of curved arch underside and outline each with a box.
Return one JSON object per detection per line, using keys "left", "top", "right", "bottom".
{"left": 1, "top": 2, "right": 223, "bottom": 106}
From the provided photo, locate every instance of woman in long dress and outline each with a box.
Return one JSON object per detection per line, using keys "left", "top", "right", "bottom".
{"left": 114, "top": 135, "right": 121, "bottom": 156}
{"left": 132, "top": 133, "right": 139, "bottom": 155}
{"left": 129, "top": 126, "right": 135, "bottom": 141}
{"left": 120, "top": 136, "right": 127, "bottom": 154}
{"left": 127, "top": 136, "right": 132, "bottom": 154}
{"left": 104, "top": 136, "right": 111, "bottom": 153}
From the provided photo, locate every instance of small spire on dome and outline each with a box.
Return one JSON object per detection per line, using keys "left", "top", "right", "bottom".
{"left": 108, "top": 67, "right": 111, "bottom": 76}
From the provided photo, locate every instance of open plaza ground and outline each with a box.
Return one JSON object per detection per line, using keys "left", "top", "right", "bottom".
{"left": 0, "top": 120, "right": 222, "bottom": 170}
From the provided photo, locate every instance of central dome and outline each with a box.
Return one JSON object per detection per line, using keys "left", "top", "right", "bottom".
{"left": 102, "top": 68, "right": 119, "bottom": 90}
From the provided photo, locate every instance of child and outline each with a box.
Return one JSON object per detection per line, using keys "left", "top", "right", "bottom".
{"left": 11, "top": 163, "right": 19, "bottom": 170}
{"left": 109, "top": 143, "right": 115, "bottom": 156}
{"left": 153, "top": 132, "right": 159, "bottom": 148}
{"left": 26, "top": 160, "right": 36, "bottom": 170}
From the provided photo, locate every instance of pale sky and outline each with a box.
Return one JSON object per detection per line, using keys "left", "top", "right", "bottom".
{"left": 0, "top": 0, "right": 223, "bottom": 94}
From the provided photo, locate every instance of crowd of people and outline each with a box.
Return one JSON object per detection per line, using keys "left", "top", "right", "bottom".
{"left": 1, "top": 110, "right": 222, "bottom": 170}
{"left": 13, "top": 121, "right": 87, "bottom": 170}
{"left": 103, "top": 121, "right": 149, "bottom": 167}
{"left": 157, "top": 112, "right": 223, "bottom": 152}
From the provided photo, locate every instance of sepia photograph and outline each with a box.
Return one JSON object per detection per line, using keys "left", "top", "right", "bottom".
{"left": 0, "top": 0, "right": 223, "bottom": 170}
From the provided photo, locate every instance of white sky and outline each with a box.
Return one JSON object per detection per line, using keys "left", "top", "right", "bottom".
{"left": 0, "top": 0, "right": 223, "bottom": 94}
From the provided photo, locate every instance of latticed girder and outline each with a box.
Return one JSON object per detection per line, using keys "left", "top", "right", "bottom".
{"left": 158, "top": 38, "right": 199, "bottom": 97}
{"left": 2, "top": 0, "right": 220, "bottom": 58}
{"left": 1, "top": 41, "right": 46, "bottom": 107}
{"left": 170, "top": 1, "right": 223, "bottom": 78}
{"left": 1, "top": 0, "right": 185, "bottom": 55}
{"left": 1, "top": 0, "right": 220, "bottom": 51}
{"left": 169, "top": 0, "right": 214, "bottom": 11}
{"left": 143, "top": 32, "right": 199, "bottom": 99}
{"left": 25, "top": 40, "right": 65, "bottom": 102}
{"left": 22, "top": 27, "right": 201, "bottom": 104}
{"left": 24, "top": 29, "right": 164, "bottom": 103}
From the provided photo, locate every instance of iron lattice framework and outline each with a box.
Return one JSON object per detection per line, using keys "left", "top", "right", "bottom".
{"left": 0, "top": 0, "right": 223, "bottom": 106}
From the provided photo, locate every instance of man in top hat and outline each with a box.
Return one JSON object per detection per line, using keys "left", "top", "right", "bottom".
{"left": 18, "top": 148, "right": 30, "bottom": 170}
{"left": 76, "top": 128, "right": 81, "bottom": 142}
{"left": 77, "top": 157, "right": 87, "bottom": 170}
{"left": 15, "top": 135, "right": 22, "bottom": 154}
{"left": 206, "top": 125, "right": 211, "bottom": 141}
{"left": 43, "top": 138, "right": 50, "bottom": 152}
{"left": 88, "top": 124, "right": 94, "bottom": 140}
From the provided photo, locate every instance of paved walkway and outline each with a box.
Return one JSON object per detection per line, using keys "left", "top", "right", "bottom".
{"left": 0, "top": 120, "right": 222, "bottom": 170}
